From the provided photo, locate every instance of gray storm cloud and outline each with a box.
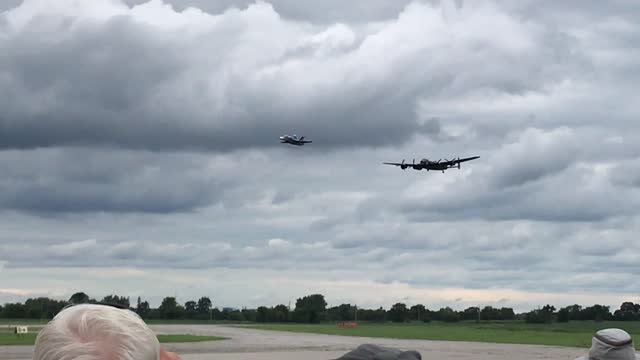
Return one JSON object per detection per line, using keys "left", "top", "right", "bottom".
{"left": 0, "top": 148, "right": 224, "bottom": 213}
{"left": 0, "top": 0, "right": 583, "bottom": 151}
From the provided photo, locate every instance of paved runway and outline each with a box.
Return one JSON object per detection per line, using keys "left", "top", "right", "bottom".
{"left": 0, "top": 324, "right": 586, "bottom": 360}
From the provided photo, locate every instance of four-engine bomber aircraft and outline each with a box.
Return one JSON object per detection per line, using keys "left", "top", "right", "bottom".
{"left": 279, "top": 134, "right": 312, "bottom": 146}
{"left": 383, "top": 156, "right": 480, "bottom": 173}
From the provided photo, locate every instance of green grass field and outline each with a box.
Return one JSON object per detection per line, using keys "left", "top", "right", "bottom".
{"left": 0, "top": 319, "right": 243, "bottom": 326}
{"left": 0, "top": 319, "right": 48, "bottom": 325}
{"left": 156, "top": 334, "right": 226, "bottom": 343}
{"left": 146, "top": 320, "right": 246, "bottom": 325}
{"left": 246, "top": 321, "right": 640, "bottom": 348}
{"left": 0, "top": 333, "right": 225, "bottom": 346}
{"left": 0, "top": 333, "right": 38, "bottom": 346}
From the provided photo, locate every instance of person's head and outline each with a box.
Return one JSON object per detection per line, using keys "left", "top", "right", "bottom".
{"left": 576, "top": 328, "right": 639, "bottom": 360}
{"left": 34, "top": 304, "right": 167, "bottom": 360}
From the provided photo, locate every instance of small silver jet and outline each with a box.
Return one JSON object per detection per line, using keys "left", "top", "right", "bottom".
{"left": 279, "top": 134, "right": 312, "bottom": 146}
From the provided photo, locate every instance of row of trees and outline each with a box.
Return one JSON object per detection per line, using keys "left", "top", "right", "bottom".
{"left": 524, "top": 303, "right": 639, "bottom": 324}
{"left": 0, "top": 297, "right": 68, "bottom": 319}
{"left": 1, "top": 292, "right": 639, "bottom": 324}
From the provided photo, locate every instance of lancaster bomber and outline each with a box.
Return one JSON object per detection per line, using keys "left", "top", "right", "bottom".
{"left": 279, "top": 134, "right": 312, "bottom": 146}
{"left": 383, "top": 156, "right": 480, "bottom": 173}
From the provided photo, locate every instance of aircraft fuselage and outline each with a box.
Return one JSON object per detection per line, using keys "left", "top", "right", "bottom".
{"left": 279, "top": 135, "right": 311, "bottom": 146}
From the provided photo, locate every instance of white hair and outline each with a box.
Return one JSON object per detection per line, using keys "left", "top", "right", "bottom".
{"left": 33, "top": 304, "right": 160, "bottom": 360}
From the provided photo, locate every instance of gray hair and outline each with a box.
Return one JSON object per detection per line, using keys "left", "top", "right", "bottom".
{"left": 33, "top": 304, "right": 160, "bottom": 360}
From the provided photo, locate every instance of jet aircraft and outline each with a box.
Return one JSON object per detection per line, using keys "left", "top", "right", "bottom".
{"left": 279, "top": 134, "right": 312, "bottom": 146}
{"left": 383, "top": 156, "right": 480, "bottom": 173}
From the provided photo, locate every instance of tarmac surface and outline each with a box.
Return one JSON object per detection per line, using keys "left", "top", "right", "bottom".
{"left": 0, "top": 324, "right": 587, "bottom": 360}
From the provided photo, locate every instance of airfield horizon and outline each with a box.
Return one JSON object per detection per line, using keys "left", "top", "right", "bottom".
{"left": 3, "top": 320, "right": 640, "bottom": 348}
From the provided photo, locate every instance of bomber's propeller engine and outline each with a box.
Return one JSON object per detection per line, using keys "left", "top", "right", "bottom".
{"left": 413, "top": 158, "right": 423, "bottom": 170}
{"left": 444, "top": 157, "right": 461, "bottom": 169}
{"left": 445, "top": 157, "right": 461, "bottom": 169}
{"left": 400, "top": 159, "right": 408, "bottom": 170}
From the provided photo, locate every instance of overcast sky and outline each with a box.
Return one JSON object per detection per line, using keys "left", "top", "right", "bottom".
{"left": 1, "top": 0, "right": 639, "bottom": 312}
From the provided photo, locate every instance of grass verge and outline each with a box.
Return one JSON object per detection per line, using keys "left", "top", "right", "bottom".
{"left": 0, "top": 333, "right": 38, "bottom": 346}
{"left": 0, "top": 333, "right": 225, "bottom": 346}
{"left": 156, "top": 334, "right": 226, "bottom": 343}
{"left": 244, "top": 321, "right": 640, "bottom": 348}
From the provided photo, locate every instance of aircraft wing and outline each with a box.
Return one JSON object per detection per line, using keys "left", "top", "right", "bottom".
{"left": 383, "top": 162, "right": 405, "bottom": 166}
{"left": 439, "top": 156, "right": 480, "bottom": 166}
{"left": 456, "top": 156, "right": 480, "bottom": 163}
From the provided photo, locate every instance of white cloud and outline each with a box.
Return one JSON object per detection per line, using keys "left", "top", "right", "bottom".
{"left": 48, "top": 239, "right": 98, "bottom": 257}
{"left": 4, "top": 0, "right": 128, "bottom": 30}
{"left": 0, "top": 0, "right": 639, "bottom": 311}
{"left": 268, "top": 238, "right": 290, "bottom": 248}
{"left": 0, "top": 0, "right": 587, "bottom": 151}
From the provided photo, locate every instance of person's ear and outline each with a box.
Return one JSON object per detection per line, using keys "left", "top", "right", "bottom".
{"left": 160, "top": 348, "right": 182, "bottom": 360}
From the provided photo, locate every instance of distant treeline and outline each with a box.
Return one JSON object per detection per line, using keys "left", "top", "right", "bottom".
{"left": 1, "top": 292, "right": 639, "bottom": 324}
